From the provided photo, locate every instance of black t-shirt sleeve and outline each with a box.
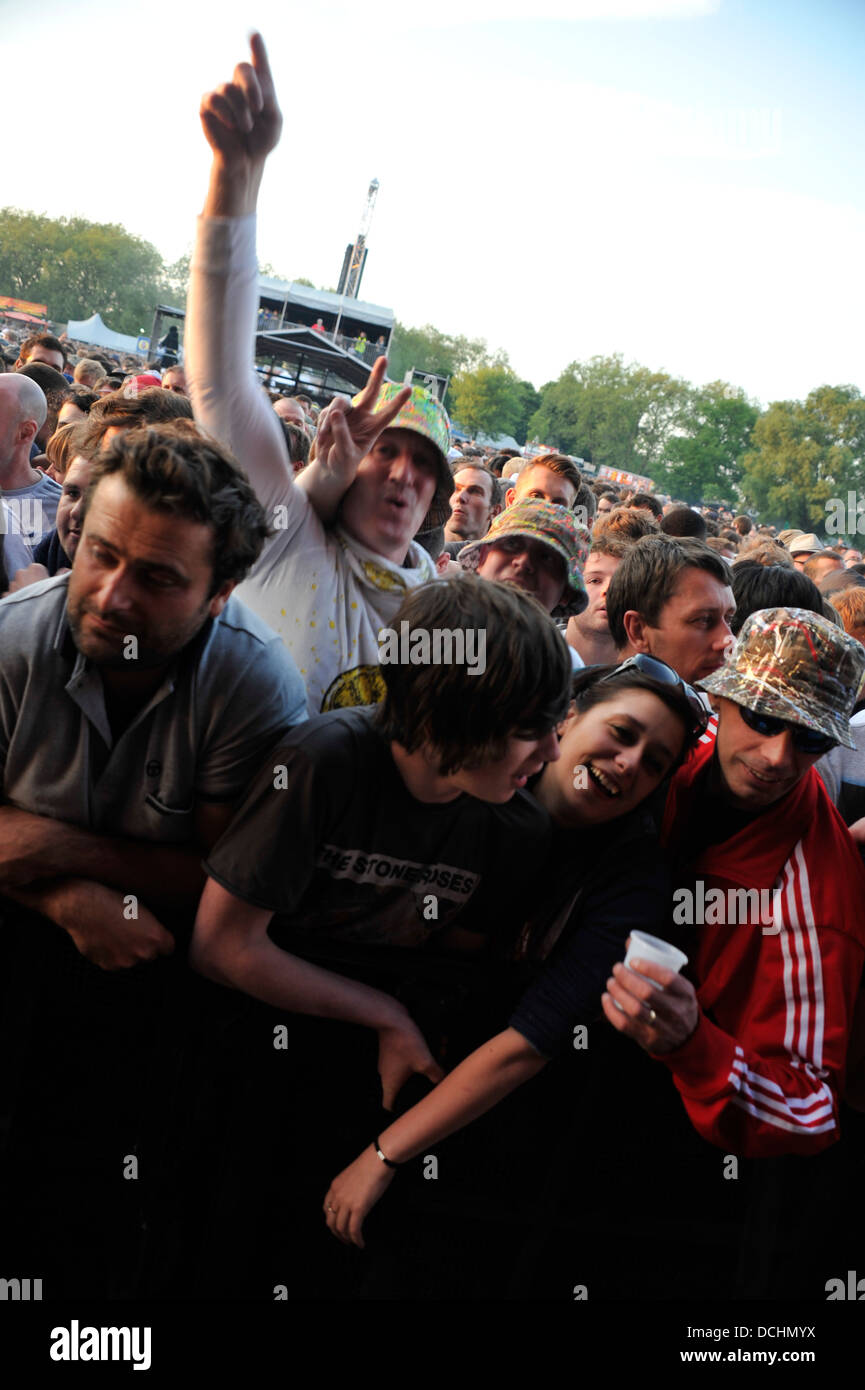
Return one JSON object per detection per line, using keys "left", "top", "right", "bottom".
{"left": 203, "top": 740, "right": 324, "bottom": 913}
{"left": 509, "top": 842, "right": 671, "bottom": 1057}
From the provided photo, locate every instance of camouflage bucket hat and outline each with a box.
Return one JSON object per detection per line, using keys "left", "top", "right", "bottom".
{"left": 457, "top": 499, "right": 590, "bottom": 617}
{"left": 355, "top": 381, "right": 453, "bottom": 532}
{"left": 698, "top": 606, "right": 865, "bottom": 750}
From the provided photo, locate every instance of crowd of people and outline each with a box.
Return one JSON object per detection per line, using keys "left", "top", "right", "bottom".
{"left": 1, "top": 33, "right": 865, "bottom": 1304}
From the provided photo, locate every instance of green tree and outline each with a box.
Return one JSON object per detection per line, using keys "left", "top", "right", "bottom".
{"left": 0, "top": 207, "right": 166, "bottom": 335}
{"left": 512, "top": 379, "right": 541, "bottom": 446}
{"left": 386, "top": 321, "right": 503, "bottom": 395}
{"left": 449, "top": 365, "right": 523, "bottom": 440}
{"left": 0, "top": 207, "right": 169, "bottom": 334}
{"left": 739, "top": 385, "right": 865, "bottom": 534}
{"left": 526, "top": 354, "right": 688, "bottom": 474}
{"left": 159, "top": 251, "right": 191, "bottom": 310}
{"left": 654, "top": 382, "right": 759, "bottom": 504}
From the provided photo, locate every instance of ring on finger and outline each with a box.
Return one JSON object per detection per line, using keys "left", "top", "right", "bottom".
{"left": 646, "top": 1008, "right": 657, "bottom": 1024}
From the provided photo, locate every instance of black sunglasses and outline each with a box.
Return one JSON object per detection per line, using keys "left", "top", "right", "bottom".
{"left": 599, "top": 654, "right": 709, "bottom": 736}
{"left": 737, "top": 703, "right": 836, "bottom": 755}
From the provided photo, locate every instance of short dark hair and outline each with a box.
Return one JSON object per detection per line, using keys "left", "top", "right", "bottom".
{"left": 487, "top": 450, "right": 519, "bottom": 476}
{"left": 414, "top": 525, "right": 445, "bottom": 561}
{"left": 734, "top": 515, "right": 752, "bottom": 535}
{"left": 17, "top": 361, "right": 70, "bottom": 413}
{"left": 375, "top": 577, "right": 572, "bottom": 775}
{"left": 573, "top": 481, "right": 597, "bottom": 523}
{"left": 18, "top": 332, "right": 67, "bottom": 367}
{"left": 730, "top": 561, "right": 823, "bottom": 635}
{"left": 661, "top": 506, "right": 707, "bottom": 540}
{"left": 66, "top": 386, "right": 99, "bottom": 415}
{"left": 81, "top": 425, "right": 269, "bottom": 594}
{"left": 630, "top": 492, "right": 663, "bottom": 521}
{"left": 606, "top": 536, "right": 732, "bottom": 648}
{"left": 279, "top": 419, "right": 311, "bottom": 467}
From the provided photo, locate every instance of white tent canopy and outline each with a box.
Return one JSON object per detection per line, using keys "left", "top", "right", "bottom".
{"left": 65, "top": 312, "right": 141, "bottom": 355}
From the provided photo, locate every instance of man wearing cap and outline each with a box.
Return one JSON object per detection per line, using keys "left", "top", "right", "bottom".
{"left": 187, "top": 38, "right": 452, "bottom": 717}
{"left": 457, "top": 499, "right": 589, "bottom": 620}
{"left": 787, "top": 532, "right": 824, "bottom": 571}
{"left": 603, "top": 608, "right": 865, "bottom": 1156}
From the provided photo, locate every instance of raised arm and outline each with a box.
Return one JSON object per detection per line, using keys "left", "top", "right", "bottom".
{"left": 186, "top": 33, "right": 295, "bottom": 515}
{"left": 188, "top": 34, "right": 412, "bottom": 526}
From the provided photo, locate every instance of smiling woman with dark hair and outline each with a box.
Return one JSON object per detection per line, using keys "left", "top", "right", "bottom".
{"left": 323, "top": 657, "right": 707, "bottom": 1247}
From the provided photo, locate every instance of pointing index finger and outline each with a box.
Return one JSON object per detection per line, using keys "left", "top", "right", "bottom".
{"left": 250, "top": 32, "right": 276, "bottom": 99}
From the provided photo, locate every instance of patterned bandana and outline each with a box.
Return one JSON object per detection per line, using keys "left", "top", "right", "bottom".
{"left": 457, "top": 499, "right": 590, "bottom": 617}
{"left": 698, "top": 606, "right": 865, "bottom": 750}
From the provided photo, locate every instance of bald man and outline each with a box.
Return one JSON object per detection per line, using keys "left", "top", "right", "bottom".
{"left": 274, "top": 395, "right": 307, "bottom": 428}
{"left": 0, "top": 374, "right": 62, "bottom": 543}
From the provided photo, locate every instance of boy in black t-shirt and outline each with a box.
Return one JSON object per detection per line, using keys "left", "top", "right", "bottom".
{"left": 191, "top": 576, "right": 572, "bottom": 1107}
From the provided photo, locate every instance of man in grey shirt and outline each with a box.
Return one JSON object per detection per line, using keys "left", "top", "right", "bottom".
{"left": 0, "top": 421, "right": 307, "bottom": 969}
{"left": 0, "top": 372, "right": 61, "bottom": 543}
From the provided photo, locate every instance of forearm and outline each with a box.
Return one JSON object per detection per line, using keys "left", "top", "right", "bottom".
{"left": 204, "top": 156, "right": 264, "bottom": 219}
{"left": 2, "top": 878, "right": 77, "bottom": 923}
{"left": 0, "top": 807, "right": 204, "bottom": 906}
{"left": 190, "top": 927, "right": 407, "bottom": 1032}
{"left": 377, "top": 1028, "right": 547, "bottom": 1163}
{"left": 187, "top": 210, "right": 292, "bottom": 508}
{"left": 296, "top": 456, "right": 349, "bottom": 524}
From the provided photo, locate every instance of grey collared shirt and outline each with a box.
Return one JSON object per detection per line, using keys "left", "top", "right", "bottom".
{"left": 0, "top": 575, "right": 307, "bottom": 841}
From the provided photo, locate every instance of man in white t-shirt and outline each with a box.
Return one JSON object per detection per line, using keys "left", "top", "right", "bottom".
{"left": 187, "top": 36, "right": 453, "bottom": 717}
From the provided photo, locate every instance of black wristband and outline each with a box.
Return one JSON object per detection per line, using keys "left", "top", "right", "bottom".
{"left": 373, "top": 1137, "right": 400, "bottom": 1169}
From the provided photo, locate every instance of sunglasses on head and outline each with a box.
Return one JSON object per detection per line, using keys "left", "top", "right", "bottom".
{"left": 737, "top": 703, "right": 836, "bottom": 754}
{"left": 599, "top": 654, "right": 709, "bottom": 736}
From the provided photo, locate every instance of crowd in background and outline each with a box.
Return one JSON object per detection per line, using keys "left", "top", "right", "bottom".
{"left": 1, "top": 30, "right": 865, "bottom": 1307}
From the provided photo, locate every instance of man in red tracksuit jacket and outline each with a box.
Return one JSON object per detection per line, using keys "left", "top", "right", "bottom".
{"left": 602, "top": 606, "right": 865, "bottom": 1157}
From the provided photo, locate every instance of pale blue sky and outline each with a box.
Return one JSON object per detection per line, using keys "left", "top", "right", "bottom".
{"left": 3, "top": 0, "right": 863, "bottom": 405}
